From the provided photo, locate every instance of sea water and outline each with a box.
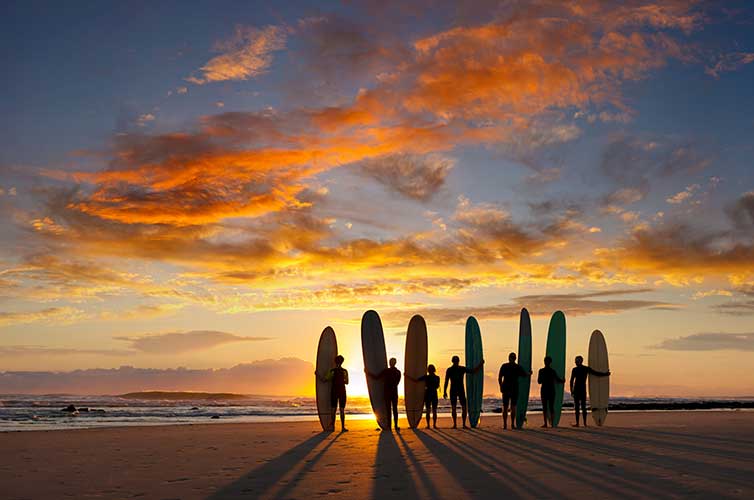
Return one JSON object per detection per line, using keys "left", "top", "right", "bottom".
{"left": 1, "top": 394, "right": 752, "bottom": 432}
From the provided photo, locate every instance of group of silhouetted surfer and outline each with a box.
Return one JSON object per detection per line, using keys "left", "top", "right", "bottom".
{"left": 319, "top": 353, "right": 608, "bottom": 432}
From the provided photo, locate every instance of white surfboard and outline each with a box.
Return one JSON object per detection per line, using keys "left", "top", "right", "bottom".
{"left": 361, "top": 310, "right": 389, "bottom": 429}
{"left": 315, "top": 326, "right": 338, "bottom": 431}
{"left": 404, "top": 315, "right": 428, "bottom": 429}
{"left": 588, "top": 329, "right": 609, "bottom": 426}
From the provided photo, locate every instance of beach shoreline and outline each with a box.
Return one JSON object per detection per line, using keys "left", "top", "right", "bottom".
{"left": 2, "top": 411, "right": 753, "bottom": 499}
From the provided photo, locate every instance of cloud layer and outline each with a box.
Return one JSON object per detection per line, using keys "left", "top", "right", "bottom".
{"left": 654, "top": 333, "right": 754, "bottom": 351}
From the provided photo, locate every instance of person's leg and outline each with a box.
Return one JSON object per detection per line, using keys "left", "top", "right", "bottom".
{"left": 581, "top": 398, "right": 588, "bottom": 426}
{"left": 510, "top": 403, "right": 517, "bottom": 430}
{"left": 340, "top": 394, "right": 347, "bottom": 430}
{"left": 502, "top": 394, "right": 509, "bottom": 429}
{"left": 548, "top": 395, "right": 556, "bottom": 427}
{"left": 384, "top": 395, "right": 392, "bottom": 430}
{"left": 330, "top": 393, "right": 338, "bottom": 430}
{"left": 392, "top": 394, "right": 399, "bottom": 429}
{"left": 425, "top": 399, "right": 431, "bottom": 428}
{"left": 573, "top": 397, "right": 580, "bottom": 426}
{"left": 451, "top": 392, "right": 458, "bottom": 428}
{"left": 460, "top": 392, "right": 468, "bottom": 428}
{"left": 432, "top": 398, "right": 438, "bottom": 428}
{"left": 541, "top": 396, "right": 549, "bottom": 427}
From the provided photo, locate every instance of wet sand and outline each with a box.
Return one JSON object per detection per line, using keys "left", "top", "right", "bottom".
{"left": 2, "top": 411, "right": 753, "bottom": 499}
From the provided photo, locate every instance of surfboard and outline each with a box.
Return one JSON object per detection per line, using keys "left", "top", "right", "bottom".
{"left": 315, "top": 326, "right": 338, "bottom": 432}
{"left": 404, "top": 315, "right": 428, "bottom": 429}
{"left": 545, "top": 311, "right": 566, "bottom": 427}
{"left": 515, "top": 308, "right": 532, "bottom": 429}
{"left": 588, "top": 329, "right": 610, "bottom": 426}
{"left": 361, "top": 310, "right": 389, "bottom": 430}
{"left": 465, "top": 316, "right": 484, "bottom": 428}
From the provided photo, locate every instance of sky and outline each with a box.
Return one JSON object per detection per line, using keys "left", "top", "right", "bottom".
{"left": 1, "top": 0, "right": 753, "bottom": 397}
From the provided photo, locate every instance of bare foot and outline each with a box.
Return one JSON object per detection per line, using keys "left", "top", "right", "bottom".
{"left": 572, "top": 423, "right": 580, "bottom": 427}
{"left": 541, "top": 424, "right": 548, "bottom": 428}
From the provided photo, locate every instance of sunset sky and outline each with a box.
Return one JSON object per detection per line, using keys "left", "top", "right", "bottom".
{"left": 1, "top": 1, "right": 753, "bottom": 397}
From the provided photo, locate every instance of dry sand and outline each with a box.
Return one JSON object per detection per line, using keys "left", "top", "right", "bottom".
{"left": 2, "top": 411, "right": 753, "bottom": 499}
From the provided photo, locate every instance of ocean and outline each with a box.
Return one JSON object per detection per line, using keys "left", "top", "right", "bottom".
{"left": 2, "top": 394, "right": 753, "bottom": 432}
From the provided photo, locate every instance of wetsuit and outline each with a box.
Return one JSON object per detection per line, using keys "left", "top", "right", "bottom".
{"left": 328, "top": 366, "right": 348, "bottom": 410}
{"left": 498, "top": 362, "right": 528, "bottom": 406}
{"left": 379, "top": 366, "right": 401, "bottom": 428}
{"left": 538, "top": 366, "right": 561, "bottom": 415}
{"left": 419, "top": 373, "right": 441, "bottom": 412}
{"left": 570, "top": 365, "right": 607, "bottom": 422}
{"left": 445, "top": 365, "right": 471, "bottom": 407}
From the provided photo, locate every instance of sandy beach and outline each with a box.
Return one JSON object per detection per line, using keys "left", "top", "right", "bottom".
{"left": 2, "top": 411, "right": 753, "bottom": 499}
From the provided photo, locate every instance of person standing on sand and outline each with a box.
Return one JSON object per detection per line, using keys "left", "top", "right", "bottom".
{"left": 538, "top": 356, "right": 565, "bottom": 428}
{"left": 367, "top": 358, "right": 402, "bottom": 430}
{"left": 443, "top": 355, "right": 484, "bottom": 429}
{"left": 318, "top": 355, "right": 349, "bottom": 432}
{"left": 498, "top": 352, "right": 532, "bottom": 430}
{"left": 407, "top": 364, "right": 441, "bottom": 429}
{"left": 570, "top": 355, "right": 610, "bottom": 427}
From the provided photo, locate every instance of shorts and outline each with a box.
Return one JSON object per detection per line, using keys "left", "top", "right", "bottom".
{"left": 331, "top": 390, "right": 346, "bottom": 409}
{"left": 425, "top": 393, "right": 438, "bottom": 410}
{"left": 502, "top": 389, "right": 518, "bottom": 406}
{"left": 572, "top": 389, "right": 586, "bottom": 402}
{"left": 450, "top": 388, "right": 467, "bottom": 407}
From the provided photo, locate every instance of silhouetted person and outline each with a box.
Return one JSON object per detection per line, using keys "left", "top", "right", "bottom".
{"left": 407, "top": 364, "right": 441, "bottom": 429}
{"left": 367, "top": 358, "right": 401, "bottom": 430}
{"left": 443, "top": 355, "right": 484, "bottom": 429}
{"left": 570, "top": 355, "right": 610, "bottom": 427}
{"left": 498, "top": 352, "right": 532, "bottom": 430}
{"left": 538, "top": 356, "right": 565, "bottom": 428}
{"left": 318, "top": 355, "right": 349, "bottom": 432}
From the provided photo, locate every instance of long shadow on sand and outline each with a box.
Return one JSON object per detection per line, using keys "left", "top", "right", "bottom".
{"left": 208, "top": 431, "right": 330, "bottom": 499}
{"left": 373, "top": 430, "right": 418, "bottom": 500}
{"left": 469, "top": 429, "right": 665, "bottom": 498}
{"left": 480, "top": 427, "right": 753, "bottom": 495}
{"left": 394, "top": 430, "right": 441, "bottom": 499}
{"left": 415, "top": 430, "right": 560, "bottom": 498}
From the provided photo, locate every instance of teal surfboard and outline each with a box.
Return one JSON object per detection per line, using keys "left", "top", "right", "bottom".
{"left": 515, "top": 308, "right": 532, "bottom": 429}
{"left": 465, "top": 316, "right": 484, "bottom": 428}
{"left": 545, "top": 311, "right": 566, "bottom": 427}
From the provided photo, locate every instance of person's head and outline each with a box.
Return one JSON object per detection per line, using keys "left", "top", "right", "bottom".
{"left": 509, "top": 352, "right": 517, "bottom": 362}
{"left": 544, "top": 356, "right": 552, "bottom": 367}
{"left": 451, "top": 355, "right": 460, "bottom": 365}
{"left": 335, "top": 355, "right": 344, "bottom": 366}
{"left": 427, "top": 364, "right": 436, "bottom": 374}
{"left": 575, "top": 355, "right": 584, "bottom": 366}
{"left": 389, "top": 357, "right": 397, "bottom": 367}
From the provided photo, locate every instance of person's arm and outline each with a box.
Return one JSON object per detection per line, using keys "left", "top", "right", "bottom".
{"left": 557, "top": 372, "right": 566, "bottom": 384}
{"left": 314, "top": 370, "right": 329, "bottom": 383}
{"left": 498, "top": 365, "right": 504, "bottom": 391}
{"left": 396, "top": 370, "right": 402, "bottom": 385}
{"left": 344, "top": 369, "right": 349, "bottom": 385}
{"left": 471, "top": 360, "right": 485, "bottom": 373}
{"left": 570, "top": 367, "right": 576, "bottom": 393}
{"left": 443, "top": 369, "right": 449, "bottom": 398}
{"left": 518, "top": 365, "right": 529, "bottom": 377}
{"left": 588, "top": 366, "right": 610, "bottom": 377}
{"left": 537, "top": 369, "right": 543, "bottom": 385}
